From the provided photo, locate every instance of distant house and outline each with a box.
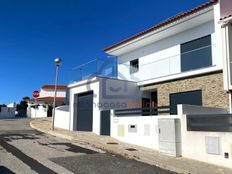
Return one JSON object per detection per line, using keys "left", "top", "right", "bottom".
{"left": 27, "top": 84, "right": 67, "bottom": 118}
{"left": 0, "top": 103, "right": 16, "bottom": 119}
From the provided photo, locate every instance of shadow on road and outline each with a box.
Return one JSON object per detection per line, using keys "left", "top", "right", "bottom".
{"left": 0, "top": 166, "right": 15, "bottom": 174}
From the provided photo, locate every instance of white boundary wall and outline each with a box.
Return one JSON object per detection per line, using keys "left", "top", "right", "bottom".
{"left": 28, "top": 106, "right": 47, "bottom": 118}
{"left": 54, "top": 105, "right": 70, "bottom": 130}
{"left": 111, "top": 104, "right": 232, "bottom": 168}
{"left": 0, "top": 107, "right": 15, "bottom": 119}
{"left": 178, "top": 105, "right": 232, "bottom": 168}
{"left": 111, "top": 113, "right": 180, "bottom": 150}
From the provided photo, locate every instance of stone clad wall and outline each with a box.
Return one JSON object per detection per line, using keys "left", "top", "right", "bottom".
{"left": 141, "top": 72, "right": 229, "bottom": 110}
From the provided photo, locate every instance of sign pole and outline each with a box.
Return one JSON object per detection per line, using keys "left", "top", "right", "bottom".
{"left": 32, "top": 90, "right": 40, "bottom": 118}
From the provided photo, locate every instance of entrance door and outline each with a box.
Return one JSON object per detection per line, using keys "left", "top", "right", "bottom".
{"left": 170, "top": 90, "right": 202, "bottom": 115}
{"left": 47, "top": 105, "right": 53, "bottom": 117}
{"left": 100, "top": 110, "right": 111, "bottom": 135}
{"left": 77, "top": 91, "right": 93, "bottom": 131}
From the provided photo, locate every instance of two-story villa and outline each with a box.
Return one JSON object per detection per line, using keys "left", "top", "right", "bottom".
{"left": 105, "top": 0, "right": 229, "bottom": 114}
{"left": 68, "top": 0, "right": 230, "bottom": 134}
{"left": 55, "top": 0, "right": 232, "bottom": 168}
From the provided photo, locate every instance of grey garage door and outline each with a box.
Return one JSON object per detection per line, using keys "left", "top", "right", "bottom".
{"left": 170, "top": 90, "right": 202, "bottom": 115}
{"left": 77, "top": 91, "right": 93, "bottom": 131}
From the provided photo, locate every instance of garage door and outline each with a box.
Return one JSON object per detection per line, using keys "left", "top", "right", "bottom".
{"left": 77, "top": 91, "right": 93, "bottom": 131}
{"left": 170, "top": 90, "right": 202, "bottom": 115}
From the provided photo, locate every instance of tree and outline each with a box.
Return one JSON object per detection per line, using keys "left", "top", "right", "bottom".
{"left": 23, "top": 96, "right": 30, "bottom": 102}
{"left": 16, "top": 96, "right": 29, "bottom": 111}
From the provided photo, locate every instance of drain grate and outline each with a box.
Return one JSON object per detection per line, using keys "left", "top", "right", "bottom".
{"left": 125, "top": 148, "right": 137, "bottom": 151}
{"left": 107, "top": 142, "right": 118, "bottom": 145}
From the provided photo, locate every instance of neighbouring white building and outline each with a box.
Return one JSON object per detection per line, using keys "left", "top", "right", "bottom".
{"left": 27, "top": 85, "right": 67, "bottom": 118}
{"left": 55, "top": 0, "right": 232, "bottom": 168}
{"left": 0, "top": 103, "right": 16, "bottom": 119}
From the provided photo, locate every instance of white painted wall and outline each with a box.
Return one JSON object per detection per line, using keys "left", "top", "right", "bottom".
{"left": 111, "top": 114, "right": 180, "bottom": 151}
{"left": 212, "top": 3, "right": 223, "bottom": 68}
{"left": 27, "top": 106, "right": 47, "bottom": 118}
{"left": 117, "top": 20, "right": 219, "bottom": 83}
{"left": 0, "top": 107, "right": 15, "bottom": 119}
{"left": 54, "top": 105, "right": 70, "bottom": 130}
{"left": 178, "top": 105, "right": 232, "bottom": 168}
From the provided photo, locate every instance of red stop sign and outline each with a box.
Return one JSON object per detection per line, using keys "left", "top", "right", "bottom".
{"left": 33, "top": 90, "right": 40, "bottom": 98}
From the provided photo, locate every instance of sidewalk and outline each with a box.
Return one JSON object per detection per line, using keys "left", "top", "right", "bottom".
{"left": 30, "top": 118, "right": 232, "bottom": 174}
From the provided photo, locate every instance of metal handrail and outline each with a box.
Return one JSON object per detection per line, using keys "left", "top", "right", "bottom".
{"left": 115, "top": 106, "right": 170, "bottom": 116}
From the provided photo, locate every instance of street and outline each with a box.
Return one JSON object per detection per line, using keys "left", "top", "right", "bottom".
{"left": 0, "top": 119, "right": 176, "bottom": 174}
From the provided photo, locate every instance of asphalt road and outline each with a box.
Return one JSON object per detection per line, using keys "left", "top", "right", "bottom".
{"left": 0, "top": 118, "right": 177, "bottom": 174}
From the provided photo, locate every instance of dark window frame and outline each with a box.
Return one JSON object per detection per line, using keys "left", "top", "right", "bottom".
{"left": 130, "top": 59, "right": 139, "bottom": 74}
{"left": 181, "top": 35, "right": 212, "bottom": 72}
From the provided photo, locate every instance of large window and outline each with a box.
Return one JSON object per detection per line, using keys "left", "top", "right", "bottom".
{"left": 181, "top": 35, "right": 212, "bottom": 72}
{"left": 130, "top": 59, "right": 139, "bottom": 74}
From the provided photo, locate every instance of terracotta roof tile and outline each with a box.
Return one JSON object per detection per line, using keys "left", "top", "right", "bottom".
{"left": 104, "top": 0, "right": 218, "bottom": 52}
{"left": 220, "top": 14, "right": 232, "bottom": 20}
{"left": 41, "top": 85, "right": 67, "bottom": 90}
{"left": 34, "top": 97, "right": 65, "bottom": 102}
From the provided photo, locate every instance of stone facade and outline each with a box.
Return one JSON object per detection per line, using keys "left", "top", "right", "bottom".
{"left": 141, "top": 72, "right": 229, "bottom": 110}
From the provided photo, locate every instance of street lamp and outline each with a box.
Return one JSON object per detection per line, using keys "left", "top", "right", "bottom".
{"left": 51, "top": 58, "right": 62, "bottom": 131}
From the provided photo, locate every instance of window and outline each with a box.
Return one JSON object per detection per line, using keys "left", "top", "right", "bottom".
{"left": 181, "top": 35, "right": 212, "bottom": 72}
{"left": 130, "top": 59, "right": 139, "bottom": 74}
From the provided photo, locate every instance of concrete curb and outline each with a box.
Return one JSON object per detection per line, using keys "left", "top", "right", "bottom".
{"left": 29, "top": 120, "right": 190, "bottom": 174}
{"left": 30, "top": 120, "right": 73, "bottom": 140}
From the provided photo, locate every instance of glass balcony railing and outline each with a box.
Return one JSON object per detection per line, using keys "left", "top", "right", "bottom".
{"left": 70, "top": 45, "right": 217, "bottom": 84}
{"left": 118, "top": 45, "right": 216, "bottom": 82}
{"left": 70, "top": 58, "right": 117, "bottom": 83}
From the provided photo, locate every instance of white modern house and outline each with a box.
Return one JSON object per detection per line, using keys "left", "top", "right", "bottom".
{"left": 56, "top": 0, "right": 232, "bottom": 168}
{"left": 27, "top": 85, "right": 67, "bottom": 118}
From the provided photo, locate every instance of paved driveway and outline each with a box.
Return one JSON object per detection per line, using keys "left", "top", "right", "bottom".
{"left": 0, "top": 119, "right": 177, "bottom": 174}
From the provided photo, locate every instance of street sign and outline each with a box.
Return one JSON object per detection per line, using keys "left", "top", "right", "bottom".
{"left": 33, "top": 90, "right": 40, "bottom": 98}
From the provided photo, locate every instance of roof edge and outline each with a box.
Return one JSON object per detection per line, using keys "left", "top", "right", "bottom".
{"left": 104, "top": 0, "right": 218, "bottom": 53}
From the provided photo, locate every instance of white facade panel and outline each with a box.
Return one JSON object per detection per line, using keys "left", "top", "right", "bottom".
{"left": 117, "top": 21, "right": 218, "bottom": 83}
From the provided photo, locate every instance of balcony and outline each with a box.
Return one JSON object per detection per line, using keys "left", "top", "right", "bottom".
{"left": 118, "top": 44, "right": 217, "bottom": 83}
{"left": 70, "top": 58, "right": 117, "bottom": 83}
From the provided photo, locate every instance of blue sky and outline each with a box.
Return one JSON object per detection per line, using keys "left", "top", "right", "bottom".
{"left": 0, "top": 0, "right": 208, "bottom": 104}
